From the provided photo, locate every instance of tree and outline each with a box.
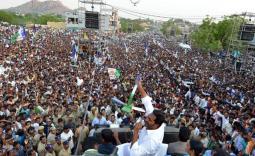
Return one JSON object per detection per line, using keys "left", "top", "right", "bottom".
{"left": 160, "top": 19, "right": 181, "bottom": 37}
{"left": 190, "top": 16, "right": 245, "bottom": 52}
{"left": 0, "top": 11, "right": 64, "bottom": 25}
{"left": 120, "top": 18, "right": 150, "bottom": 33}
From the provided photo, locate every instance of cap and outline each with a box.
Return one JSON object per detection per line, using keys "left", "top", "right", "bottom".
{"left": 27, "top": 127, "right": 35, "bottom": 132}
{"left": 50, "top": 127, "right": 56, "bottom": 131}
{"left": 45, "top": 144, "right": 53, "bottom": 150}
{"left": 63, "top": 125, "right": 69, "bottom": 130}
{"left": 55, "top": 136, "right": 61, "bottom": 141}
{"left": 26, "top": 118, "right": 32, "bottom": 122}
{"left": 100, "top": 106, "right": 105, "bottom": 112}
{"left": 63, "top": 140, "right": 69, "bottom": 145}
{"left": 38, "top": 126, "right": 44, "bottom": 131}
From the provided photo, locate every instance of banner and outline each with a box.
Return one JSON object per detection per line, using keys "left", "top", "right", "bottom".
{"left": 84, "top": 32, "right": 89, "bottom": 40}
{"left": 108, "top": 68, "right": 121, "bottom": 80}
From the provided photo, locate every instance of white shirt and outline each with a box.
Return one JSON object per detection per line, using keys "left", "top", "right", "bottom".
{"left": 194, "top": 95, "right": 200, "bottom": 105}
{"left": 60, "top": 130, "right": 74, "bottom": 149}
{"left": 214, "top": 111, "right": 229, "bottom": 129}
{"left": 130, "top": 123, "right": 166, "bottom": 156}
{"left": 199, "top": 98, "right": 208, "bottom": 108}
{"left": 185, "top": 90, "right": 191, "bottom": 99}
{"left": 117, "top": 96, "right": 166, "bottom": 156}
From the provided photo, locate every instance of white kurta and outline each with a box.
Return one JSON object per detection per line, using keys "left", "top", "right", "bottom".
{"left": 117, "top": 96, "right": 166, "bottom": 156}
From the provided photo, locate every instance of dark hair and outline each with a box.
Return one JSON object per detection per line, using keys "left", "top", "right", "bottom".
{"left": 117, "top": 113, "right": 122, "bottom": 118}
{"left": 225, "top": 135, "right": 232, "bottom": 141}
{"left": 189, "top": 139, "right": 204, "bottom": 156}
{"left": 98, "top": 112, "right": 103, "bottom": 116}
{"left": 101, "top": 129, "right": 114, "bottom": 143}
{"left": 213, "top": 148, "right": 230, "bottom": 156}
{"left": 179, "top": 126, "right": 190, "bottom": 142}
{"left": 13, "top": 141, "right": 19, "bottom": 147}
{"left": 58, "top": 118, "right": 63, "bottom": 123}
{"left": 40, "top": 135, "right": 46, "bottom": 141}
{"left": 153, "top": 109, "right": 165, "bottom": 126}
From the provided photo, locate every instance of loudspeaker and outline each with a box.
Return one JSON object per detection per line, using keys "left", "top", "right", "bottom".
{"left": 239, "top": 24, "right": 255, "bottom": 41}
{"left": 83, "top": 127, "right": 179, "bottom": 150}
{"left": 163, "top": 126, "right": 179, "bottom": 143}
{"left": 85, "top": 11, "right": 99, "bottom": 29}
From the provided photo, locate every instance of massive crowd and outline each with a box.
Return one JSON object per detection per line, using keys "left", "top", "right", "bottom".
{"left": 0, "top": 23, "right": 255, "bottom": 156}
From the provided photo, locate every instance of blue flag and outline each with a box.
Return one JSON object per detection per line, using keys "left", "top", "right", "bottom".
{"left": 144, "top": 42, "right": 148, "bottom": 56}
{"left": 17, "top": 26, "right": 26, "bottom": 41}
{"left": 71, "top": 42, "right": 78, "bottom": 62}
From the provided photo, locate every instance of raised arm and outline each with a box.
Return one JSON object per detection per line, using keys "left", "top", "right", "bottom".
{"left": 137, "top": 81, "right": 154, "bottom": 115}
{"left": 137, "top": 81, "right": 147, "bottom": 98}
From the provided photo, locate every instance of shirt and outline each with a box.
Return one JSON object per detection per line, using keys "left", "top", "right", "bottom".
{"left": 37, "top": 142, "right": 46, "bottom": 156}
{"left": 45, "top": 152, "right": 56, "bottom": 156}
{"left": 47, "top": 133, "right": 56, "bottom": 144}
{"left": 60, "top": 130, "right": 74, "bottom": 149}
{"left": 199, "top": 98, "right": 208, "bottom": 109}
{"left": 130, "top": 96, "right": 166, "bottom": 156}
{"left": 58, "top": 148, "right": 71, "bottom": 156}
{"left": 168, "top": 141, "right": 188, "bottom": 155}
{"left": 214, "top": 111, "right": 229, "bottom": 130}
{"left": 53, "top": 143, "right": 63, "bottom": 155}
{"left": 91, "top": 117, "right": 108, "bottom": 126}
{"left": 234, "top": 135, "right": 246, "bottom": 152}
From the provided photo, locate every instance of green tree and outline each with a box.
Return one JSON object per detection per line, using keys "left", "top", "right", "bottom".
{"left": 0, "top": 11, "right": 64, "bottom": 25}
{"left": 160, "top": 19, "right": 181, "bottom": 37}
{"left": 190, "top": 16, "right": 244, "bottom": 52}
{"left": 0, "top": 11, "right": 15, "bottom": 23}
{"left": 120, "top": 18, "right": 148, "bottom": 33}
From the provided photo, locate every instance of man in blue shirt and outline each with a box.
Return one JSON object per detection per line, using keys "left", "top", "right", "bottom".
{"left": 92, "top": 112, "right": 108, "bottom": 127}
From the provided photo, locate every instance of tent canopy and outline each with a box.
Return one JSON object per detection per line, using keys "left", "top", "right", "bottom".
{"left": 179, "top": 43, "right": 191, "bottom": 50}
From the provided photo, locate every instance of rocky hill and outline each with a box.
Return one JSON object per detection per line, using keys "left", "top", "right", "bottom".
{"left": 7, "top": 0, "right": 71, "bottom": 15}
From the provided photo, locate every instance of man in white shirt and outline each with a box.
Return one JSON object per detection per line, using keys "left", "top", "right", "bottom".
{"left": 60, "top": 125, "right": 74, "bottom": 150}
{"left": 117, "top": 80, "right": 166, "bottom": 156}
{"left": 199, "top": 95, "right": 208, "bottom": 109}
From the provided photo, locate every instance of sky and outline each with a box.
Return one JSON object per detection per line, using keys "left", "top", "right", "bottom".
{"left": 1, "top": 0, "right": 255, "bottom": 22}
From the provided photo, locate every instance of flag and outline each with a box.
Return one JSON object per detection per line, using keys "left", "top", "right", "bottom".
{"left": 71, "top": 42, "right": 78, "bottom": 62}
{"left": 35, "top": 106, "right": 44, "bottom": 114}
{"left": 144, "top": 42, "right": 148, "bottom": 56}
{"left": 115, "top": 69, "right": 121, "bottom": 79}
{"left": 124, "top": 42, "right": 129, "bottom": 53}
{"left": 84, "top": 32, "right": 89, "bottom": 40}
{"left": 108, "top": 68, "right": 121, "bottom": 80}
{"left": 17, "top": 26, "right": 26, "bottom": 41}
{"left": 121, "top": 84, "right": 138, "bottom": 113}
{"left": 157, "top": 41, "right": 163, "bottom": 48}
{"left": 11, "top": 32, "right": 19, "bottom": 44}
{"left": 112, "top": 97, "right": 125, "bottom": 106}
{"left": 153, "top": 38, "right": 156, "bottom": 44}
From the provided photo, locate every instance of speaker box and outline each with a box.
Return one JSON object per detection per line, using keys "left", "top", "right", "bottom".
{"left": 83, "top": 127, "right": 179, "bottom": 150}
{"left": 85, "top": 11, "right": 99, "bottom": 29}
{"left": 239, "top": 24, "right": 255, "bottom": 41}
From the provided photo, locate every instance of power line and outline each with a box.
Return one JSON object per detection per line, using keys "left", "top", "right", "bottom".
{"left": 105, "top": 3, "right": 224, "bottom": 20}
{"left": 118, "top": 9, "right": 150, "bottom": 19}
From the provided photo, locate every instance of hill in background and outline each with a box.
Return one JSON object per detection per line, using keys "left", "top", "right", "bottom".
{"left": 6, "top": 0, "right": 71, "bottom": 15}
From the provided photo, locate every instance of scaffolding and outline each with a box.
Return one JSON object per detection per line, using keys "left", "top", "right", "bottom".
{"left": 75, "top": 0, "right": 119, "bottom": 32}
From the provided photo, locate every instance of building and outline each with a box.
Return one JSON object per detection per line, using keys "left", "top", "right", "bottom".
{"left": 65, "top": 0, "right": 120, "bottom": 32}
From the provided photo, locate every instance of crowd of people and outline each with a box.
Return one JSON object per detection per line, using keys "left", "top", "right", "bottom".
{"left": 0, "top": 23, "right": 255, "bottom": 156}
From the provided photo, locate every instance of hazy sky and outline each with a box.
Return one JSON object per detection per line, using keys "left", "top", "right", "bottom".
{"left": 1, "top": 0, "right": 255, "bottom": 22}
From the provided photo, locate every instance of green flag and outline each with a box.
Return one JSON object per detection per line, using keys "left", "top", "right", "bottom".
{"left": 11, "top": 32, "right": 19, "bottom": 44}
{"left": 34, "top": 106, "right": 44, "bottom": 114}
{"left": 115, "top": 69, "right": 121, "bottom": 79}
{"left": 121, "top": 84, "right": 138, "bottom": 113}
